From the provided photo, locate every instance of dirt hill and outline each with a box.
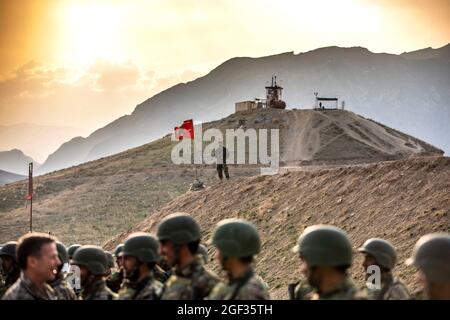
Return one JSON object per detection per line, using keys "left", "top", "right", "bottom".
{"left": 105, "top": 156, "right": 450, "bottom": 299}
{"left": 38, "top": 44, "right": 450, "bottom": 174}
{"left": 0, "top": 108, "right": 443, "bottom": 247}
{"left": 280, "top": 109, "right": 442, "bottom": 164}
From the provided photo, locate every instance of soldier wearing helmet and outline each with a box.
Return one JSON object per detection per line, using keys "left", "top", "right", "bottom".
{"left": 358, "top": 238, "right": 410, "bottom": 300}
{"left": 106, "top": 244, "right": 124, "bottom": 293}
{"left": 292, "top": 225, "right": 365, "bottom": 300}
{"left": 157, "top": 212, "right": 220, "bottom": 300}
{"left": 71, "top": 245, "right": 117, "bottom": 300}
{"left": 104, "top": 251, "right": 114, "bottom": 277}
{"left": 207, "top": 219, "right": 270, "bottom": 300}
{"left": 0, "top": 241, "right": 20, "bottom": 298}
{"left": 67, "top": 244, "right": 81, "bottom": 263}
{"left": 118, "top": 233, "right": 163, "bottom": 300}
{"left": 406, "top": 233, "right": 450, "bottom": 300}
{"left": 48, "top": 241, "right": 77, "bottom": 300}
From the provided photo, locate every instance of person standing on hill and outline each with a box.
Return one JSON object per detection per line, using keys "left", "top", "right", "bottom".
{"left": 213, "top": 143, "right": 230, "bottom": 182}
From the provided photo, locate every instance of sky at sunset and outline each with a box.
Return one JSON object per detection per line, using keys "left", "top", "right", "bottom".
{"left": 1, "top": 0, "right": 449, "bottom": 135}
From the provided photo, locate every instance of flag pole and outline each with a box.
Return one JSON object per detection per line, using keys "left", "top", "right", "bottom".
{"left": 28, "top": 162, "right": 33, "bottom": 233}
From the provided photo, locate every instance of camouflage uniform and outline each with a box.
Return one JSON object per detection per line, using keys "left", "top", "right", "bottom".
{"left": 160, "top": 259, "right": 220, "bottom": 300}
{"left": 80, "top": 279, "right": 117, "bottom": 300}
{"left": 2, "top": 272, "right": 57, "bottom": 300}
{"left": 49, "top": 274, "right": 77, "bottom": 300}
{"left": 154, "top": 264, "right": 170, "bottom": 284}
{"left": 367, "top": 273, "right": 410, "bottom": 300}
{"left": 311, "top": 279, "right": 366, "bottom": 300}
{"left": 106, "top": 270, "right": 124, "bottom": 293}
{"left": 0, "top": 267, "right": 20, "bottom": 298}
{"left": 118, "top": 274, "right": 163, "bottom": 300}
{"left": 208, "top": 269, "right": 270, "bottom": 300}
{"left": 288, "top": 279, "right": 314, "bottom": 300}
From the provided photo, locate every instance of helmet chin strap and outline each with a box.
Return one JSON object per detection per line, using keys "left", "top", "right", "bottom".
{"left": 221, "top": 256, "right": 230, "bottom": 277}
{"left": 126, "top": 261, "right": 142, "bottom": 282}
{"left": 174, "top": 244, "right": 181, "bottom": 267}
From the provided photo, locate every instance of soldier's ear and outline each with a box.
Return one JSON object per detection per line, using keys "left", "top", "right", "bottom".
{"left": 27, "top": 255, "right": 39, "bottom": 269}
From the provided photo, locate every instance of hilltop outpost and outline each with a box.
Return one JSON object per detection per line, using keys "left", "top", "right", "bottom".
{"left": 235, "top": 76, "right": 343, "bottom": 113}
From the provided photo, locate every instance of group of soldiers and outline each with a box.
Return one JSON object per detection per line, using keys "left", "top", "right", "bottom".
{"left": 0, "top": 212, "right": 449, "bottom": 300}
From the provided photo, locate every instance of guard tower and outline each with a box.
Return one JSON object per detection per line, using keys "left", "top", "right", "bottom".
{"left": 265, "top": 76, "right": 286, "bottom": 109}
{"left": 314, "top": 92, "right": 338, "bottom": 110}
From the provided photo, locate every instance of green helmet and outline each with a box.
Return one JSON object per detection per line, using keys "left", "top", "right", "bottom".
{"left": 56, "top": 241, "right": 69, "bottom": 265}
{"left": 212, "top": 219, "right": 261, "bottom": 257}
{"left": 104, "top": 251, "right": 115, "bottom": 269}
{"left": 0, "top": 241, "right": 18, "bottom": 261}
{"left": 68, "top": 244, "right": 82, "bottom": 259}
{"left": 157, "top": 212, "right": 201, "bottom": 245}
{"left": 293, "top": 225, "right": 352, "bottom": 267}
{"left": 406, "top": 233, "right": 450, "bottom": 282}
{"left": 72, "top": 245, "right": 109, "bottom": 276}
{"left": 114, "top": 244, "right": 124, "bottom": 257}
{"left": 122, "top": 232, "right": 160, "bottom": 263}
{"left": 198, "top": 244, "right": 209, "bottom": 264}
{"left": 358, "top": 238, "right": 397, "bottom": 270}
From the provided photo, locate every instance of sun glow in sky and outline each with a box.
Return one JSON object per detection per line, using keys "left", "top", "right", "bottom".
{"left": 0, "top": 0, "right": 449, "bottom": 134}
{"left": 56, "top": 2, "right": 129, "bottom": 64}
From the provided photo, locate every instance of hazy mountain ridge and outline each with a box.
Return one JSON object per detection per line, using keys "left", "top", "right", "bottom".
{"left": 0, "top": 149, "right": 38, "bottom": 175}
{"left": 0, "top": 169, "right": 26, "bottom": 185}
{"left": 38, "top": 44, "right": 450, "bottom": 174}
{"left": 0, "top": 123, "right": 86, "bottom": 164}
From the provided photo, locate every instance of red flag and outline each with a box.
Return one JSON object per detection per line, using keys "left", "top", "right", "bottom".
{"left": 26, "top": 162, "right": 33, "bottom": 200}
{"left": 174, "top": 119, "right": 194, "bottom": 140}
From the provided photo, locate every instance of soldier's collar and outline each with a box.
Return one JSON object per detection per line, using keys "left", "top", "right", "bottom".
{"left": 82, "top": 278, "right": 105, "bottom": 298}
{"left": 318, "top": 277, "right": 355, "bottom": 298}
{"left": 228, "top": 268, "right": 254, "bottom": 284}
{"left": 380, "top": 272, "right": 394, "bottom": 285}
{"left": 174, "top": 259, "right": 201, "bottom": 277}
{"left": 125, "top": 272, "right": 154, "bottom": 288}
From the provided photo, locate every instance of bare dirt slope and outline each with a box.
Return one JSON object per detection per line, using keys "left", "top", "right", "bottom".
{"left": 105, "top": 156, "right": 450, "bottom": 299}
{"left": 280, "top": 109, "right": 442, "bottom": 164}
{"left": 0, "top": 108, "right": 443, "bottom": 246}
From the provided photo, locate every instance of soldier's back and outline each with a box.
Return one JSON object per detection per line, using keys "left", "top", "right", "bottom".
{"left": 118, "top": 277, "right": 163, "bottom": 300}
{"left": 379, "top": 278, "right": 411, "bottom": 300}
{"left": 0, "top": 268, "right": 20, "bottom": 298}
{"left": 209, "top": 271, "right": 270, "bottom": 300}
{"left": 81, "top": 279, "right": 117, "bottom": 300}
{"left": 161, "top": 261, "right": 220, "bottom": 300}
{"left": 311, "top": 279, "right": 366, "bottom": 300}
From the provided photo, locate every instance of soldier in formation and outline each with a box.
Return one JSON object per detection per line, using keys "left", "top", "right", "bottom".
{"left": 358, "top": 238, "right": 410, "bottom": 299}
{"left": 207, "top": 218, "right": 270, "bottom": 300}
{"left": 1, "top": 215, "right": 449, "bottom": 300}
{"left": 157, "top": 212, "right": 220, "bottom": 299}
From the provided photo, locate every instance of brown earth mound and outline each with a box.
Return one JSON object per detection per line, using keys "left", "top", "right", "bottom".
{"left": 0, "top": 108, "right": 443, "bottom": 249}
{"left": 105, "top": 156, "right": 450, "bottom": 299}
